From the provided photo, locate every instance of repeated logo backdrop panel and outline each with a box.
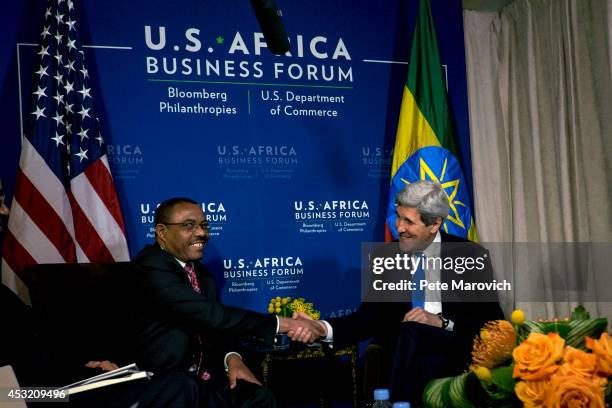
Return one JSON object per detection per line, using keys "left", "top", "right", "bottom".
{"left": 1, "top": 0, "right": 470, "bottom": 317}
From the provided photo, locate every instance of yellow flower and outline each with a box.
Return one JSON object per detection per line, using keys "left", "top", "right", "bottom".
{"left": 290, "top": 299, "right": 306, "bottom": 313}
{"left": 515, "top": 379, "right": 549, "bottom": 408}
{"left": 268, "top": 306, "right": 274, "bottom": 313}
{"left": 513, "top": 333, "right": 564, "bottom": 380}
{"left": 511, "top": 309, "right": 526, "bottom": 325}
{"left": 557, "top": 346, "right": 598, "bottom": 378}
{"left": 471, "top": 365, "right": 491, "bottom": 382}
{"left": 544, "top": 374, "right": 606, "bottom": 408}
{"left": 586, "top": 332, "right": 612, "bottom": 376}
{"left": 270, "top": 296, "right": 319, "bottom": 320}
{"left": 472, "top": 320, "right": 516, "bottom": 369}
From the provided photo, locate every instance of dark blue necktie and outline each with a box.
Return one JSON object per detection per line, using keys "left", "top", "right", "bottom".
{"left": 412, "top": 252, "right": 425, "bottom": 309}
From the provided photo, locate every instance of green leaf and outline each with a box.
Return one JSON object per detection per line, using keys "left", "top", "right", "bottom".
{"left": 566, "top": 318, "right": 608, "bottom": 350}
{"left": 571, "top": 305, "right": 590, "bottom": 320}
{"left": 485, "top": 367, "right": 521, "bottom": 407}
{"left": 423, "top": 376, "right": 452, "bottom": 408}
{"left": 538, "top": 321, "right": 571, "bottom": 338}
{"left": 517, "top": 321, "right": 543, "bottom": 343}
{"left": 481, "top": 366, "right": 515, "bottom": 401}
{"left": 516, "top": 317, "right": 609, "bottom": 349}
{"left": 490, "top": 365, "right": 516, "bottom": 394}
{"left": 447, "top": 373, "right": 476, "bottom": 408}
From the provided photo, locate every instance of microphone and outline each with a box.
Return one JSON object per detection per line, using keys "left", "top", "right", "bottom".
{"left": 250, "top": 0, "right": 290, "bottom": 55}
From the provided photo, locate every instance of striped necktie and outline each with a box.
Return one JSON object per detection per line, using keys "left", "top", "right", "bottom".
{"left": 183, "top": 262, "right": 211, "bottom": 381}
{"left": 184, "top": 262, "right": 201, "bottom": 293}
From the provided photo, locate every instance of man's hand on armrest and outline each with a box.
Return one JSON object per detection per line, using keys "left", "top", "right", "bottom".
{"left": 226, "top": 353, "right": 261, "bottom": 389}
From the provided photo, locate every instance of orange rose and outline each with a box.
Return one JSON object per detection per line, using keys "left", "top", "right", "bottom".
{"left": 515, "top": 379, "right": 549, "bottom": 408}
{"left": 513, "top": 332, "right": 564, "bottom": 380}
{"left": 557, "top": 346, "right": 598, "bottom": 378}
{"left": 544, "top": 374, "right": 606, "bottom": 408}
{"left": 585, "top": 332, "right": 612, "bottom": 376}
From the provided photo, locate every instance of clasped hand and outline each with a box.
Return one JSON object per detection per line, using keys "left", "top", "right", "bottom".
{"left": 278, "top": 313, "right": 326, "bottom": 343}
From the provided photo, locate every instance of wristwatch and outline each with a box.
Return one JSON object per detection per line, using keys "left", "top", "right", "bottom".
{"left": 437, "top": 313, "right": 449, "bottom": 329}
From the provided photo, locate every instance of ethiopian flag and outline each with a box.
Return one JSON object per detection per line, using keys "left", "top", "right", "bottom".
{"left": 386, "top": 0, "right": 478, "bottom": 242}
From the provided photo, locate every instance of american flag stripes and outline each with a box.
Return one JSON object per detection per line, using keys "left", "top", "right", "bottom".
{"left": 2, "top": 0, "right": 129, "bottom": 301}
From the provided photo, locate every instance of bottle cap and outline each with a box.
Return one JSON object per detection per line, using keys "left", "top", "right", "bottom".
{"left": 392, "top": 403, "right": 411, "bottom": 408}
{"left": 373, "top": 388, "right": 390, "bottom": 400}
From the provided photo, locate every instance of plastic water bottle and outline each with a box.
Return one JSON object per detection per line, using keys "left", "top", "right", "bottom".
{"left": 392, "top": 402, "right": 411, "bottom": 408}
{"left": 372, "top": 389, "right": 392, "bottom": 408}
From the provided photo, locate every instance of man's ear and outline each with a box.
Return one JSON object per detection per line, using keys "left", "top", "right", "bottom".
{"left": 429, "top": 217, "right": 443, "bottom": 234}
{"left": 155, "top": 224, "right": 167, "bottom": 245}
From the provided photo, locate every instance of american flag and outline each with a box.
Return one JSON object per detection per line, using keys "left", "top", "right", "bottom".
{"left": 2, "top": 0, "right": 129, "bottom": 302}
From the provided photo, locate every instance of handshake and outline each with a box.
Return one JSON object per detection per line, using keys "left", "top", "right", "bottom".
{"left": 278, "top": 312, "right": 328, "bottom": 343}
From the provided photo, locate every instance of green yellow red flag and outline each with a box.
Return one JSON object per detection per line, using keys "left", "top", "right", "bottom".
{"left": 386, "top": 0, "right": 478, "bottom": 242}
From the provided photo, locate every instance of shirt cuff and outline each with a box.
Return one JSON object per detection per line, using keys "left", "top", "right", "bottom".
{"left": 275, "top": 315, "right": 280, "bottom": 334}
{"left": 321, "top": 320, "right": 333, "bottom": 342}
{"left": 224, "top": 352, "right": 242, "bottom": 371}
{"left": 446, "top": 319, "right": 454, "bottom": 331}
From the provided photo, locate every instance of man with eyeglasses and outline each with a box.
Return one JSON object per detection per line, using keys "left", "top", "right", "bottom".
{"left": 0, "top": 188, "right": 202, "bottom": 407}
{"left": 128, "top": 197, "right": 322, "bottom": 407}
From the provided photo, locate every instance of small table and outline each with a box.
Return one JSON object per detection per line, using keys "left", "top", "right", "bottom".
{"left": 260, "top": 342, "right": 359, "bottom": 408}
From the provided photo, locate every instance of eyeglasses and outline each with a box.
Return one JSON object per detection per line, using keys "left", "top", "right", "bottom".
{"left": 161, "top": 221, "right": 209, "bottom": 232}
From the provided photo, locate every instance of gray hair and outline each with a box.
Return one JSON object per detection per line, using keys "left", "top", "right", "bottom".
{"left": 395, "top": 180, "right": 449, "bottom": 225}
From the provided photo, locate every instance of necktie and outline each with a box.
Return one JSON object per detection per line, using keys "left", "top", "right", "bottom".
{"left": 411, "top": 252, "right": 425, "bottom": 309}
{"left": 183, "top": 263, "right": 211, "bottom": 381}
{"left": 184, "top": 262, "right": 201, "bottom": 293}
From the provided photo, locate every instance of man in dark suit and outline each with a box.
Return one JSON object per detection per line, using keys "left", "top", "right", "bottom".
{"left": 1, "top": 182, "right": 175, "bottom": 407}
{"left": 295, "top": 181, "right": 503, "bottom": 404}
{"left": 128, "top": 197, "right": 322, "bottom": 407}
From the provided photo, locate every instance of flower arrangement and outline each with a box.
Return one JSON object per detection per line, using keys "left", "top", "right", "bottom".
{"left": 267, "top": 296, "right": 320, "bottom": 320}
{"left": 423, "top": 306, "right": 611, "bottom": 407}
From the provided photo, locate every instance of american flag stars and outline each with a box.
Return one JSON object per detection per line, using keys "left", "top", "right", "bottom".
{"left": 4, "top": 0, "right": 129, "bottom": 297}
{"left": 28, "top": 0, "right": 104, "bottom": 177}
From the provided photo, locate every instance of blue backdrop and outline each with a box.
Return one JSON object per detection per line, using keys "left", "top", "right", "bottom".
{"left": 0, "top": 0, "right": 471, "bottom": 318}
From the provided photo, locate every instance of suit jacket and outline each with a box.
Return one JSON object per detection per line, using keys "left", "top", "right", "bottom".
{"left": 329, "top": 231, "right": 503, "bottom": 360}
{"left": 127, "top": 244, "right": 277, "bottom": 376}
